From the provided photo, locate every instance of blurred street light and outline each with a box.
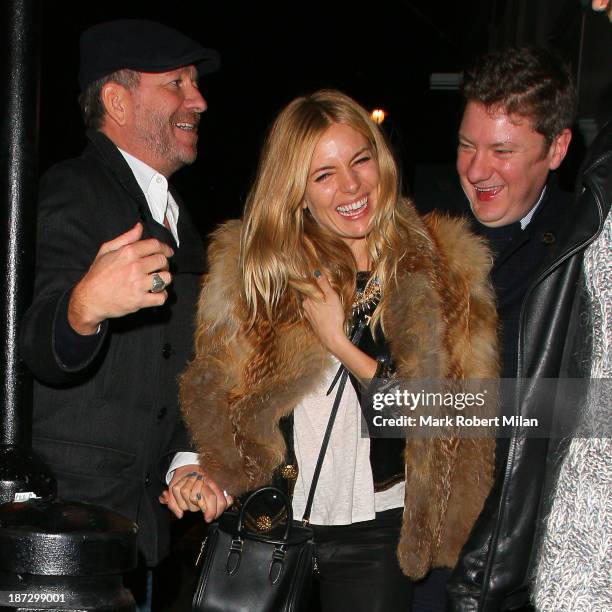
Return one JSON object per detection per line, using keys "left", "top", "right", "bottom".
{"left": 371, "top": 108, "right": 386, "bottom": 124}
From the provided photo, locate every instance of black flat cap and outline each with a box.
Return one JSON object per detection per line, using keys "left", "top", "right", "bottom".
{"left": 79, "top": 19, "right": 220, "bottom": 90}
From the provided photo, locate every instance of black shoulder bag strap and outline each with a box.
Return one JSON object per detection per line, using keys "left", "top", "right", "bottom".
{"left": 301, "top": 319, "right": 368, "bottom": 525}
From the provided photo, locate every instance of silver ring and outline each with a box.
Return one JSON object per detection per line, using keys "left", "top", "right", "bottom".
{"left": 150, "top": 273, "right": 166, "bottom": 293}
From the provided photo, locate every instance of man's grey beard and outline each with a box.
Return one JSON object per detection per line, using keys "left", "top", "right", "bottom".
{"left": 135, "top": 107, "right": 199, "bottom": 173}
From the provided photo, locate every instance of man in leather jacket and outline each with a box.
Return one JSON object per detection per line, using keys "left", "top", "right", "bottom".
{"left": 532, "top": 117, "right": 611, "bottom": 608}
{"left": 531, "top": 5, "right": 612, "bottom": 607}
{"left": 443, "top": 46, "right": 593, "bottom": 611}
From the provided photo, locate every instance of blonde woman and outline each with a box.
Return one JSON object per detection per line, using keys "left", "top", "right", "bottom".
{"left": 177, "top": 90, "right": 498, "bottom": 611}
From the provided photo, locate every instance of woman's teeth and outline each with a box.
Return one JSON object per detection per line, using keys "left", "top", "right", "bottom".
{"left": 336, "top": 196, "right": 367, "bottom": 216}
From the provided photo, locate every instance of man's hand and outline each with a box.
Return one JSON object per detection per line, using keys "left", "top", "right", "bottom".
{"left": 592, "top": 0, "right": 612, "bottom": 20}
{"left": 68, "top": 223, "right": 174, "bottom": 335}
{"left": 159, "top": 464, "right": 233, "bottom": 522}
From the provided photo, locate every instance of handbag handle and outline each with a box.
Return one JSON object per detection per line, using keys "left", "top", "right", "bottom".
{"left": 226, "top": 487, "right": 293, "bottom": 578}
{"left": 236, "top": 486, "right": 293, "bottom": 542}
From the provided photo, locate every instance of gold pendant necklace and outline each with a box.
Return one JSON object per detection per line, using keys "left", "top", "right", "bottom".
{"left": 352, "top": 276, "right": 381, "bottom": 317}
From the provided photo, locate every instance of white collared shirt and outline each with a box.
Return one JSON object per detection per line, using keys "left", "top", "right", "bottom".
{"left": 118, "top": 148, "right": 180, "bottom": 245}
{"left": 520, "top": 185, "right": 547, "bottom": 230}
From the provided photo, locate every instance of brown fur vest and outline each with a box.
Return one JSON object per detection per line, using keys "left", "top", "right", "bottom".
{"left": 180, "top": 209, "right": 499, "bottom": 579}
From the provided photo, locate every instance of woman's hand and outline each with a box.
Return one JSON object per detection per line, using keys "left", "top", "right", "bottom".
{"left": 303, "top": 271, "right": 377, "bottom": 381}
{"left": 160, "top": 464, "right": 234, "bottom": 523}
{"left": 302, "top": 271, "right": 347, "bottom": 353}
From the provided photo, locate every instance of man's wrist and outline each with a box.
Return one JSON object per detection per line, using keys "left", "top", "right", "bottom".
{"left": 166, "top": 452, "right": 200, "bottom": 485}
{"left": 67, "top": 285, "right": 101, "bottom": 335}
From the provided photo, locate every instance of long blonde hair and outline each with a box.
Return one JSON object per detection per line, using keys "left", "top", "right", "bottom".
{"left": 240, "top": 89, "right": 431, "bottom": 330}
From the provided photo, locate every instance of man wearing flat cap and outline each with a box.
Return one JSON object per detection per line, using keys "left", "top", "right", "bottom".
{"left": 20, "top": 19, "right": 229, "bottom": 602}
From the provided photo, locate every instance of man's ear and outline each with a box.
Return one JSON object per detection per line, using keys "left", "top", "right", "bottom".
{"left": 548, "top": 128, "right": 572, "bottom": 171}
{"left": 100, "top": 83, "right": 130, "bottom": 127}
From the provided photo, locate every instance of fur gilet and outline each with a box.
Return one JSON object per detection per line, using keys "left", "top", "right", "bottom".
{"left": 180, "top": 208, "right": 499, "bottom": 579}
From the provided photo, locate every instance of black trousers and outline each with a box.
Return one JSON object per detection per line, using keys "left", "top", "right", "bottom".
{"left": 412, "top": 568, "right": 450, "bottom": 612}
{"left": 308, "top": 508, "right": 413, "bottom": 612}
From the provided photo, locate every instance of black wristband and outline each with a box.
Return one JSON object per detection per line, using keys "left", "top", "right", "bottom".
{"left": 374, "top": 356, "right": 396, "bottom": 381}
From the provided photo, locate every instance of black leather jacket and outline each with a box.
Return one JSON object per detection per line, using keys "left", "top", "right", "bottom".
{"left": 447, "top": 121, "right": 612, "bottom": 612}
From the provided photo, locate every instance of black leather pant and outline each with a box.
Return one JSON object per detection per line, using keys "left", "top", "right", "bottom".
{"left": 308, "top": 508, "right": 413, "bottom": 612}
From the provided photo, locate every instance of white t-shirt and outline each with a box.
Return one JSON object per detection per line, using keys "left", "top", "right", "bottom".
{"left": 292, "top": 360, "right": 405, "bottom": 525}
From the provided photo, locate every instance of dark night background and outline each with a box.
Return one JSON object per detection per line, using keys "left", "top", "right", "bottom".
{"left": 34, "top": 2, "right": 611, "bottom": 608}
{"left": 39, "top": 0, "right": 612, "bottom": 242}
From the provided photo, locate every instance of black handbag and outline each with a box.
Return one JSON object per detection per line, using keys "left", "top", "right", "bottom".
{"left": 192, "top": 367, "right": 348, "bottom": 612}
{"left": 192, "top": 321, "right": 366, "bottom": 612}
{"left": 191, "top": 487, "right": 316, "bottom": 612}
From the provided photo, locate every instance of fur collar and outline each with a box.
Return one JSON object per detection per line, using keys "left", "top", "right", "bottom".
{"left": 180, "top": 210, "right": 498, "bottom": 578}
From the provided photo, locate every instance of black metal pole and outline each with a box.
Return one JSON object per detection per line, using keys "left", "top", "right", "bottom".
{"left": 0, "top": 0, "right": 39, "bottom": 448}
{"left": 0, "top": 3, "right": 137, "bottom": 608}
{"left": 0, "top": 0, "right": 56, "bottom": 507}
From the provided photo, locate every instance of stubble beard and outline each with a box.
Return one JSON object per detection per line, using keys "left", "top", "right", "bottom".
{"left": 135, "top": 107, "right": 198, "bottom": 176}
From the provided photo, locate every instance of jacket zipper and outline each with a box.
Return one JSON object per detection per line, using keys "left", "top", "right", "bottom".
{"left": 195, "top": 536, "right": 208, "bottom": 567}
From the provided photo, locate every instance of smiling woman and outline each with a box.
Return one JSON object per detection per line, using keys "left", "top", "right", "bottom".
{"left": 303, "top": 123, "right": 380, "bottom": 270}
{"left": 179, "top": 89, "right": 500, "bottom": 612}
